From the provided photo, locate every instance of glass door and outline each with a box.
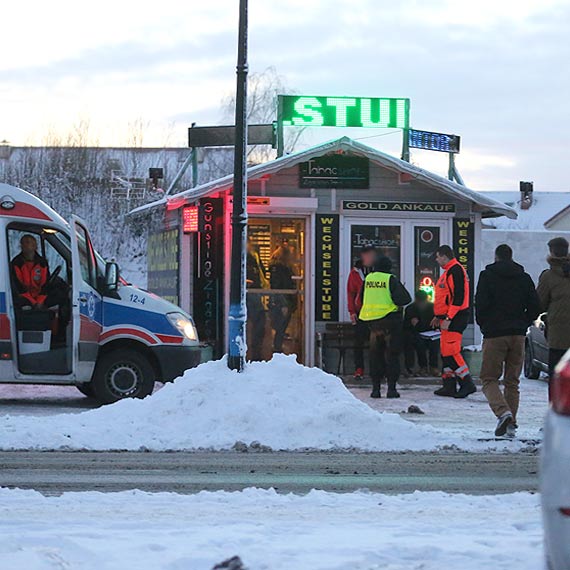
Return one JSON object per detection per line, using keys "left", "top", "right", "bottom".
{"left": 349, "top": 223, "right": 402, "bottom": 278}
{"left": 247, "top": 217, "right": 306, "bottom": 363}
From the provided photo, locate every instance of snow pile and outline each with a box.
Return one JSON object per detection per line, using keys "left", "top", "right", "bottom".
{"left": 0, "top": 487, "right": 543, "bottom": 569}
{"left": 0, "top": 354, "right": 453, "bottom": 451}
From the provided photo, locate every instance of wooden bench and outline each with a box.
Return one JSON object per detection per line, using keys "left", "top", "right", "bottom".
{"left": 316, "top": 322, "right": 368, "bottom": 375}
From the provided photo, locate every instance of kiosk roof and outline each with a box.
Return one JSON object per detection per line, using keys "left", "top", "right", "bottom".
{"left": 129, "top": 137, "right": 517, "bottom": 220}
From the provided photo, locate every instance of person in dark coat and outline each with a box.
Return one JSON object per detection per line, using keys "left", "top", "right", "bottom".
{"left": 404, "top": 290, "right": 439, "bottom": 376}
{"left": 537, "top": 237, "right": 570, "bottom": 385}
{"left": 246, "top": 238, "right": 268, "bottom": 361}
{"left": 269, "top": 245, "right": 298, "bottom": 353}
{"left": 476, "top": 244, "right": 540, "bottom": 437}
{"left": 359, "top": 256, "right": 411, "bottom": 398}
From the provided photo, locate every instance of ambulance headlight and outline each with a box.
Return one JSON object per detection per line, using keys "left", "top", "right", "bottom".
{"left": 167, "top": 312, "right": 198, "bottom": 341}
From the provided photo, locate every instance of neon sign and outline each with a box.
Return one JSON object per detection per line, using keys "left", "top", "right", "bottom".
{"left": 182, "top": 205, "right": 199, "bottom": 233}
{"left": 419, "top": 276, "right": 435, "bottom": 300}
{"left": 279, "top": 95, "right": 410, "bottom": 129}
{"left": 409, "top": 129, "right": 460, "bottom": 153}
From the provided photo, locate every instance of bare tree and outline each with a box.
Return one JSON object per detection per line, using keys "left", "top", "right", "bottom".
{"left": 221, "top": 67, "right": 304, "bottom": 163}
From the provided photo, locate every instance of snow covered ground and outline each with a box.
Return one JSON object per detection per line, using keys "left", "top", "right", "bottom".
{"left": 0, "top": 355, "right": 548, "bottom": 452}
{"left": 0, "top": 487, "right": 543, "bottom": 570}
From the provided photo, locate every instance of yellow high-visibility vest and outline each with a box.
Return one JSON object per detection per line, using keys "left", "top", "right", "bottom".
{"left": 359, "top": 271, "right": 398, "bottom": 321}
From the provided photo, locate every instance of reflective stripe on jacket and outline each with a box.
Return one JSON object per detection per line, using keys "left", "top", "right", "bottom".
{"left": 359, "top": 271, "right": 398, "bottom": 321}
{"left": 434, "top": 258, "right": 469, "bottom": 319}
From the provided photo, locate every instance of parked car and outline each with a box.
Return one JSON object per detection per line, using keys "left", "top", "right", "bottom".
{"left": 525, "top": 313, "right": 549, "bottom": 379}
{"left": 541, "top": 349, "right": 570, "bottom": 570}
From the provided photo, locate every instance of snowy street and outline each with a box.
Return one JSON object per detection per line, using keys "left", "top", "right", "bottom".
{"left": 0, "top": 450, "right": 539, "bottom": 495}
{"left": 0, "top": 487, "right": 543, "bottom": 570}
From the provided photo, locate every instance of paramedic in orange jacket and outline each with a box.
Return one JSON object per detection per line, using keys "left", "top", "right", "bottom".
{"left": 11, "top": 234, "right": 50, "bottom": 309}
{"left": 431, "top": 245, "right": 477, "bottom": 399}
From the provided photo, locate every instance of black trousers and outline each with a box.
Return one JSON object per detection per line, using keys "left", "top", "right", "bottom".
{"left": 353, "top": 319, "right": 369, "bottom": 370}
{"left": 269, "top": 305, "right": 293, "bottom": 353}
{"left": 405, "top": 331, "right": 439, "bottom": 369}
{"left": 368, "top": 316, "right": 403, "bottom": 387}
{"left": 247, "top": 294, "right": 266, "bottom": 361}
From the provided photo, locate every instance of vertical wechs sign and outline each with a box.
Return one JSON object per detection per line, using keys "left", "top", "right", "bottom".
{"left": 315, "top": 214, "right": 339, "bottom": 321}
{"left": 194, "top": 197, "right": 224, "bottom": 354}
{"left": 453, "top": 218, "right": 475, "bottom": 323}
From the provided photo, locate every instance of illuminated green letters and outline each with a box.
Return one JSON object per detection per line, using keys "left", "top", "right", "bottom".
{"left": 280, "top": 95, "right": 409, "bottom": 129}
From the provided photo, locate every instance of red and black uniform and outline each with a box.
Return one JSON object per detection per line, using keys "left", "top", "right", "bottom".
{"left": 434, "top": 258, "right": 471, "bottom": 381}
{"left": 11, "top": 252, "right": 49, "bottom": 307}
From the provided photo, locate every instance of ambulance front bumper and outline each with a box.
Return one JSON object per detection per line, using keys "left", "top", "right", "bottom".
{"left": 151, "top": 344, "right": 207, "bottom": 382}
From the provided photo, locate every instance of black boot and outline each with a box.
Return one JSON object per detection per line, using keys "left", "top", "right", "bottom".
{"left": 454, "top": 374, "right": 477, "bottom": 398}
{"left": 386, "top": 379, "right": 400, "bottom": 398}
{"left": 370, "top": 377, "right": 382, "bottom": 398}
{"left": 434, "top": 377, "right": 457, "bottom": 397}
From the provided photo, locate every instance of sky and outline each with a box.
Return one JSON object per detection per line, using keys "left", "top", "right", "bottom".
{"left": 1, "top": 0, "right": 569, "bottom": 190}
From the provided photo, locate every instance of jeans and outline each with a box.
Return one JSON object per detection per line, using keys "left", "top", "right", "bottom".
{"left": 353, "top": 319, "right": 369, "bottom": 370}
{"left": 404, "top": 331, "right": 439, "bottom": 370}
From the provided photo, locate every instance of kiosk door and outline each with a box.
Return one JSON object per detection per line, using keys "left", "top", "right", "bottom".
{"left": 246, "top": 217, "right": 306, "bottom": 363}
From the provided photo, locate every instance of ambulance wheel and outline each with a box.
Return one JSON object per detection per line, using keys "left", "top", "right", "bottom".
{"left": 92, "top": 349, "right": 155, "bottom": 405}
{"left": 76, "top": 383, "right": 95, "bottom": 398}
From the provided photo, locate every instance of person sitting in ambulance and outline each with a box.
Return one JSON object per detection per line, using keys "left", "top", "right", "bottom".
{"left": 11, "top": 234, "right": 70, "bottom": 340}
{"left": 11, "top": 234, "right": 50, "bottom": 310}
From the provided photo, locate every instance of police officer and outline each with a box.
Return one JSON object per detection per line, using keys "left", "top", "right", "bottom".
{"left": 432, "top": 245, "right": 477, "bottom": 398}
{"left": 359, "top": 256, "right": 411, "bottom": 398}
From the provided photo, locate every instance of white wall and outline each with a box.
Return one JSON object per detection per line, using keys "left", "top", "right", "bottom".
{"left": 481, "top": 229, "right": 570, "bottom": 284}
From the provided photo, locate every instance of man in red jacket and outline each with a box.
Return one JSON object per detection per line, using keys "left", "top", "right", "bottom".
{"left": 347, "top": 246, "right": 376, "bottom": 379}
{"left": 431, "top": 245, "right": 477, "bottom": 399}
{"left": 11, "top": 234, "right": 50, "bottom": 309}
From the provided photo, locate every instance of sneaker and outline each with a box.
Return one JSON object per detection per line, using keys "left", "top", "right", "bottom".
{"left": 495, "top": 412, "right": 513, "bottom": 437}
{"left": 506, "top": 423, "right": 517, "bottom": 439}
{"left": 354, "top": 368, "right": 364, "bottom": 380}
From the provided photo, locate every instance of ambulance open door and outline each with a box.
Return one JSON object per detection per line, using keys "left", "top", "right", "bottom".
{"left": 69, "top": 216, "right": 103, "bottom": 380}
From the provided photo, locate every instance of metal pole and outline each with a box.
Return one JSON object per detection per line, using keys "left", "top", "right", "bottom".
{"left": 401, "top": 128, "right": 410, "bottom": 162}
{"left": 276, "top": 95, "right": 285, "bottom": 157}
{"left": 448, "top": 152, "right": 454, "bottom": 181}
{"left": 227, "top": 0, "right": 249, "bottom": 371}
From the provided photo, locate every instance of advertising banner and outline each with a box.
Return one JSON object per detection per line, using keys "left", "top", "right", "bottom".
{"left": 315, "top": 214, "right": 339, "bottom": 321}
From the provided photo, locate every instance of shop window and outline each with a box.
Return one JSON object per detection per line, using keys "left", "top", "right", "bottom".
{"left": 350, "top": 224, "right": 401, "bottom": 278}
{"left": 414, "top": 226, "right": 440, "bottom": 300}
{"left": 247, "top": 218, "right": 305, "bottom": 363}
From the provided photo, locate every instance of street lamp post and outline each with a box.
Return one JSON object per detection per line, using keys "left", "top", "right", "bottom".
{"left": 227, "top": 0, "right": 249, "bottom": 371}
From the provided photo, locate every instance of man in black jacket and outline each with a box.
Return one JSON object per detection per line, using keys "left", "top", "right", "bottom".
{"left": 359, "top": 256, "right": 412, "bottom": 398}
{"left": 404, "top": 290, "right": 439, "bottom": 376}
{"left": 475, "top": 244, "right": 540, "bottom": 437}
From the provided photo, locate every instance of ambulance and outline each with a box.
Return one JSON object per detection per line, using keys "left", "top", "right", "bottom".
{"left": 0, "top": 183, "right": 202, "bottom": 404}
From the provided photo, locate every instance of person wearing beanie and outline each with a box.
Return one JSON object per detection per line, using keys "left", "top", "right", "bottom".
{"left": 537, "top": 237, "right": 570, "bottom": 388}
{"left": 403, "top": 289, "right": 439, "bottom": 377}
{"left": 476, "top": 244, "right": 540, "bottom": 437}
{"left": 358, "top": 255, "right": 411, "bottom": 398}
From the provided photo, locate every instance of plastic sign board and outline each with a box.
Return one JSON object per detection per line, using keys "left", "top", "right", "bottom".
{"left": 408, "top": 129, "right": 460, "bottom": 153}
{"left": 279, "top": 95, "right": 410, "bottom": 129}
{"left": 182, "top": 205, "right": 199, "bottom": 233}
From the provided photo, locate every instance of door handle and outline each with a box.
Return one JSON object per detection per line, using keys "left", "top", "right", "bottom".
{"left": 79, "top": 297, "right": 88, "bottom": 303}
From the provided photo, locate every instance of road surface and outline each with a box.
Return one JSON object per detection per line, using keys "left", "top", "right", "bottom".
{"left": 0, "top": 451, "right": 538, "bottom": 495}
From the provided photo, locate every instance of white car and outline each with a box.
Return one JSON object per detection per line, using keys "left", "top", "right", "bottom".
{"left": 541, "top": 350, "right": 570, "bottom": 569}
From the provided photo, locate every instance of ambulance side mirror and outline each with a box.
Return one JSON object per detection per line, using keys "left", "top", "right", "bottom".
{"left": 104, "top": 262, "right": 119, "bottom": 293}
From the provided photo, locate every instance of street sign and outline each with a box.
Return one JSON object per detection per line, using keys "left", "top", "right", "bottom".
{"left": 278, "top": 95, "right": 409, "bottom": 129}
{"left": 188, "top": 124, "right": 275, "bottom": 148}
{"left": 408, "top": 129, "right": 460, "bottom": 153}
